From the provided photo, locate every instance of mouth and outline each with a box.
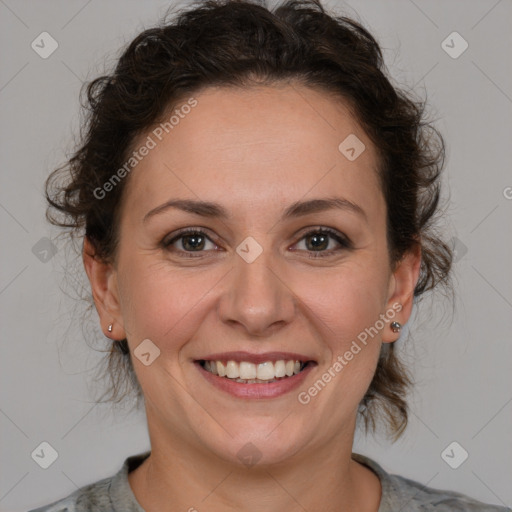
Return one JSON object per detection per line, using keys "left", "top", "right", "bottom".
{"left": 197, "top": 358, "right": 314, "bottom": 384}
{"left": 193, "top": 354, "right": 317, "bottom": 399}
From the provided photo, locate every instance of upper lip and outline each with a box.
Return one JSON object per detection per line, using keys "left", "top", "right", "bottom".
{"left": 196, "top": 351, "right": 316, "bottom": 365}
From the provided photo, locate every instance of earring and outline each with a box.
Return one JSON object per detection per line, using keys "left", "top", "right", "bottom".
{"left": 108, "top": 324, "right": 113, "bottom": 333}
{"left": 390, "top": 321, "right": 402, "bottom": 333}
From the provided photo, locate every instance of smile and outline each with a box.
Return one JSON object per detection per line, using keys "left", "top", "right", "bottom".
{"left": 195, "top": 358, "right": 317, "bottom": 399}
{"left": 199, "top": 359, "right": 311, "bottom": 383}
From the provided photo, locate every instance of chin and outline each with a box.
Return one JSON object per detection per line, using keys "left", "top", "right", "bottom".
{"left": 202, "top": 419, "right": 308, "bottom": 468}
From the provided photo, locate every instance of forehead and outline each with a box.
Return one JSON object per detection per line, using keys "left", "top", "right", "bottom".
{"left": 121, "top": 84, "right": 383, "bottom": 223}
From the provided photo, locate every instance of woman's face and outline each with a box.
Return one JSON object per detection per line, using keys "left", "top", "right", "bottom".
{"left": 86, "top": 83, "right": 420, "bottom": 466}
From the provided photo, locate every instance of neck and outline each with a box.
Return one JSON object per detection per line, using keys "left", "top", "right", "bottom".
{"left": 128, "top": 417, "right": 382, "bottom": 512}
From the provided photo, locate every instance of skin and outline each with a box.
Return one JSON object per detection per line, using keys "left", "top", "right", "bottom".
{"left": 83, "top": 83, "right": 421, "bottom": 512}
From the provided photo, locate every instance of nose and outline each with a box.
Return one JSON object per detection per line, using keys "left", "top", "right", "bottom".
{"left": 218, "top": 247, "right": 296, "bottom": 337}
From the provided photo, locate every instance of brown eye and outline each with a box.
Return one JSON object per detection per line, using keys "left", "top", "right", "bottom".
{"left": 163, "top": 228, "right": 219, "bottom": 257}
{"left": 178, "top": 232, "right": 207, "bottom": 251}
{"left": 293, "top": 228, "right": 351, "bottom": 258}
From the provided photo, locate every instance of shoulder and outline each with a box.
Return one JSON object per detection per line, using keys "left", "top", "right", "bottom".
{"left": 352, "top": 453, "right": 511, "bottom": 512}
{"left": 27, "top": 476, "right": 113, "bottom": 512}
{"left": 385, "top": 472, "right": 510, "bottom": 511}
{"left": 28, "top": 451, "right": 150, "bottom": 512}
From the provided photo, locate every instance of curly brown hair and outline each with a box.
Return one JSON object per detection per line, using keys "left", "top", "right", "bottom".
{"left": 46, "top": 0, "right": 453, "bottom": 440}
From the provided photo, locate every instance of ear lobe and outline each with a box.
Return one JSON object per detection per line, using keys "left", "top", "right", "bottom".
{"left": 82, "top": 237, "right": 126, "bottom": 339}
{"left": 382, "top": 243, "right": 422, "bottom": 343}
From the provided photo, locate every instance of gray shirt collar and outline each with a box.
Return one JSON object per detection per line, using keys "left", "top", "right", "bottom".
{"left": 108, "top": 451, "right": 395, "bottom": 512}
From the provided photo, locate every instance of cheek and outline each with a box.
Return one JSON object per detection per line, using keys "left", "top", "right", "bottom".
{"left": 289, "top": 267, "right": 387, "bottom": 422}
{"left": 301, "top": 262, "right": 389, "bottom": 345}
{"left": 117, "top": 254, "right": 221, "bottom": 351}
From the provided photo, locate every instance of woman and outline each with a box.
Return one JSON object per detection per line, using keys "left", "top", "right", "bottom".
{"left": 30, "top": 0, "right": 509, "bottom": 510}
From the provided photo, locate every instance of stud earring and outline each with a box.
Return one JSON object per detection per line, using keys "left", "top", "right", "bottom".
{"left": 390, "top": 321, "right": 402, "bottom": 333}
{"left": 108, "top": 324, "right": 113, "bottom": 333}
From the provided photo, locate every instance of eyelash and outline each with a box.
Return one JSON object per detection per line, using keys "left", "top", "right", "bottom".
{"left": 162, "top": 226, "right": 352, "bottom": 259}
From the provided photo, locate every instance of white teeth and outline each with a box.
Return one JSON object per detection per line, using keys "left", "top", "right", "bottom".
{"left": 256, "top": 361, "right": 275, "bottom": 380}
{"left": 239, "top": 362, "right": 257, "bottom": 380}
{"left": 274, "top": 360, "right": 286, "bottom": 378}
{"left": 226, "top": 361, "right": 239, "bottom": 379}
{"left": 217, "top": 361, "right": 226, "bottom": 377}
{"left": 201, "top": 359, "right": 307, "bottom": 381}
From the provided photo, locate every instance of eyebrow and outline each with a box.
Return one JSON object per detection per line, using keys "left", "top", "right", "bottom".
{"left": 143, "top": 197, "right": 367, "bottom": 224}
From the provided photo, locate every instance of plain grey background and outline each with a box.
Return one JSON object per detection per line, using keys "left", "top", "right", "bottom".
{"left": 1, "top": 0, "right": 511, "bottom": 510}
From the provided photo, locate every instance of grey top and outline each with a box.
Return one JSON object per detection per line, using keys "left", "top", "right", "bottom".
{"left": 29, "top": 451, "right": 510, "bottom": 512}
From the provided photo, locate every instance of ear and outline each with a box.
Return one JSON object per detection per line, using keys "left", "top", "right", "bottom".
{"left": 82, "top": 236, "right": 126, "bottom": 340}
{"left": 381, "top": 242, "right": 422, "bottom": 343}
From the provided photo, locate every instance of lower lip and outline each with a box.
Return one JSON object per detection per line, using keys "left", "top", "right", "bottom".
{"left": 195, "top": 361, "right": 316, "bottom": 399}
